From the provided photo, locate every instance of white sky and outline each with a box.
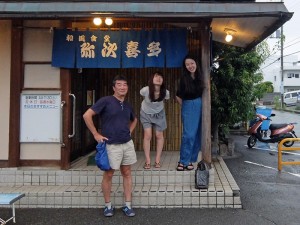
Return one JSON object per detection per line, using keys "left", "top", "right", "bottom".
{"left": 281, "top": 0, "right": 300, "bottom": 60}
{"left": 256, "top": 0, "right": 300, "bottom": 70}
{"left": 257, "top": 0, "right": 300, "bottom": 91}
{"left": 261, "top": 0, "right": 300, "bottom": 60}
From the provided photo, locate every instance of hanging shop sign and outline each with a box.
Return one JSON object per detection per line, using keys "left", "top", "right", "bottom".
{"left": 52, "top": 29, "right": 187, "bottom": 69}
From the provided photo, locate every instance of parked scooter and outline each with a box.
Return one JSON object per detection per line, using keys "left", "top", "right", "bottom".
{"left": 247, "top": 113, "right": 297, "bottom": 148}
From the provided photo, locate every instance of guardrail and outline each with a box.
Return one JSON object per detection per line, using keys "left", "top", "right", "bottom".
{"left": 278, "top": 138, "right": 300, "bottom": 171}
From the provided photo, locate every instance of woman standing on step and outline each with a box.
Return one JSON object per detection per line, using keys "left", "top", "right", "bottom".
{"left": 176, "top": 55, "right": 203, "bottom": 171}
{"left": 140, "top": 71, "right": 170, "bottom": 169}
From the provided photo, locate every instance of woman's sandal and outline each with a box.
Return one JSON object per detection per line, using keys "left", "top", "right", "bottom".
{"left": 143, "top": 163, "right": 151, "bottom": 169}
{"left": 185, "top": 163, "right": 194, "bottom": 170}
{"left": 154, "top": 162, "right": 161, "bottom": 168}
{"left": 176, "top": 162, "right": 184, "bottom": 171}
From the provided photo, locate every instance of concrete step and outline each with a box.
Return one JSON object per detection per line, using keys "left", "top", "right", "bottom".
{"left": 0, "top": 156, "right": 241, "bottom": 209}
{"left": 0, "top": 183, "right": 241, "bottom": 209}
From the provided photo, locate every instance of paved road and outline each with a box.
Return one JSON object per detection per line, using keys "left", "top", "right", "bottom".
{"left": 271, "top": 109, "right": 300, "bottom": 135}
{"left": 225, "top": 135, "right": 300, "bottom": 225}
{"left": 248, "top": 109, "right": 300, "bottom": 175}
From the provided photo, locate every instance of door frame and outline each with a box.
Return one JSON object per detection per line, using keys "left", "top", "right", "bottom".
{"left": 60, "top": 68, "right": 72, "bottom": 170}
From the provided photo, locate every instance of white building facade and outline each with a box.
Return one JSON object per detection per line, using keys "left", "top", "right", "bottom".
{"left": 261, "top": 55, "right": 300, "bottom": 93}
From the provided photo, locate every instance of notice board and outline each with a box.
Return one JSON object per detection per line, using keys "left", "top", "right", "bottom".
{"left": 20, "top": 91, "right": 62, "bottom": 142}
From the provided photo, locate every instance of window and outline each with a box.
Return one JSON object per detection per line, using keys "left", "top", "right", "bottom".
{"left": 295, "top": 74, "right": 299, "bottom": 78}
{"left": 274, "top": 76, "right": 276, "bottom": 81}
{"left": 287, "top": 73, "right": 294, "bottom": 78}
{"left": 292, "top": 93, "right": 298, "bottom": 97}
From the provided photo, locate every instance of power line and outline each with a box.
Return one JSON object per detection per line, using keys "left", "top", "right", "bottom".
{"left": 261, "top": 50, "right": 300, "bottom": 70}
{"left": 264, "top": 39, "right": 300, "bottom": 61}
{"left": 261, "top": 58, "right": 280, "bottom": 70}
{"left": 265, "top": 34, "right": 300, "bottom": 60}
{"left": 284, "top": 40, "right": 300, "bottom": 50}
{"left": 284, "top": 50, "right": 300, "bottom": 58}
{"left": 285, "top": 36, "right": 300, "bottom": 46}
{"left": 268, "top": 55, "right": 279, "bottom": 60}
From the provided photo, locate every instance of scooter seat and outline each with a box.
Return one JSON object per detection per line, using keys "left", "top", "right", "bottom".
{"left": 269, "top": 124, "right": 288, "bottom": 130}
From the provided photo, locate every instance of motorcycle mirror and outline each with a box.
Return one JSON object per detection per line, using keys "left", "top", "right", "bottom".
{"left": 271, "top": 113, "right": 276, "bottom": 116}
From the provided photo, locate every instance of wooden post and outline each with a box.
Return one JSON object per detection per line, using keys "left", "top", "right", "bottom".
{"left": 200, "top": 20, "right": 212, "bottom": 165}
{"left": 8, "top": 20, "right": 23, "bottom": 167}
{"left": 60, "top": 69, "right": 72, "bottom": 170}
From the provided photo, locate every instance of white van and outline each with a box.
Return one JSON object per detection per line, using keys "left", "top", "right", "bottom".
{"left": 283, "top": 90, "right": 300, "bottom": 106}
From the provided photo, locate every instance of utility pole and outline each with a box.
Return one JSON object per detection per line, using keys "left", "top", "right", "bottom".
{"left": 280, "top": 25, "right": 284, "bottom": 109}
{"left": 280, "top": 0, "right": 284, "bottom": 109}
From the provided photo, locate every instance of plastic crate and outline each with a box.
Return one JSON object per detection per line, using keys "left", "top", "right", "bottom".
{"left": 256, "top": 107, "right": 272, "bottom": 131}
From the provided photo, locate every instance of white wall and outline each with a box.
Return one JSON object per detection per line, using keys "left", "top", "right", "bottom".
{"left": 24, "top": 64, "right": 60, "bottom": 88}
{"left": 20, "top": 21, "right": 61, "bottom": 160}
{"left": 283, "top": 67, "right": 300, "bottom": 91}
{"left": 261, "top": 56, "right": 281, "bottom": 92}
{"left": 0, "top": 21, "right": 11, "bottom": 160}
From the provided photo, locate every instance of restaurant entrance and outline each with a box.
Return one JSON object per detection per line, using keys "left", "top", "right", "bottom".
{"left": 70, "top": 68, "right": 101, "bottom": 161}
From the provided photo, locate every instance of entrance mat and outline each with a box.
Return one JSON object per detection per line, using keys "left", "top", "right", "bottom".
{"left": 87, "top": 154, "right": 96, "bottom": 166}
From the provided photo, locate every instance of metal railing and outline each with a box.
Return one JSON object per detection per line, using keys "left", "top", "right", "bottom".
{"left": 278, "top": 138, "right": 300, "bottom": 171}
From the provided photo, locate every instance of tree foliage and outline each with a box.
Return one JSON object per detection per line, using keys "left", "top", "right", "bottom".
{"left": 253, "top": 81, "right": 274, "bottom": 100}
{"left": 211, "top": 42, "right": 266, "bottom": 131}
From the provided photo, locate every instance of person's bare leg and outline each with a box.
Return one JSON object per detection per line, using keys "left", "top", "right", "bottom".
{"left": 198, "top": 151, "right": 203, "bottom": 161}
{"left": 120, "top": 165, "right": 132, "bottom": 202}
{"left": 143, "top": 127, "right": 152, "bottom": 165}
{"left": 101, "top": 169, "right": 114, "bottom": 203}
{"left": 155, "top": 130, "right": 164, "bottom": 165}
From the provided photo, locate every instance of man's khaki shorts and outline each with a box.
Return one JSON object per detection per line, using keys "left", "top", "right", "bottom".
{"left": 106, "top": 140, "right": 137, "bottom": 170}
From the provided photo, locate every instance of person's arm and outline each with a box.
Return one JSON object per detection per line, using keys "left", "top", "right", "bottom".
{"left": 83, "top": 108, "right": 108, "bottom": 142}
{"left": 165, "top": 90, "right": 170, "bottom": 100}
{"left": 176, "top": 96, "right": 182, "bottom": 105}
{"left": 129, "top": 117, "right": 138, "bottom": 135}
{"left": 140, "top": 86, "right": 147, "bottom": 97}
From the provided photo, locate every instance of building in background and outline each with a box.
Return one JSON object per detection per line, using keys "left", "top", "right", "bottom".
{"left": 262, "top": 55, "right": 300, "bottom": 93}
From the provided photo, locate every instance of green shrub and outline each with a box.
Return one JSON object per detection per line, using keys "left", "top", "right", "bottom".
{"left": 273, "top": 96, "right": 281, "bottom": 110}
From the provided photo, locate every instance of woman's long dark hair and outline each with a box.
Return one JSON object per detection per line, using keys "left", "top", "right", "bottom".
{"left": 148, "top": 71, "right": 167, "bottom": 102}
{"left": 180, "top": 55, "right": 203, "bottom": 95}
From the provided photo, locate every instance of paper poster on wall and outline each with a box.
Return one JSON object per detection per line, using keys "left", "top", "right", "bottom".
{"left": 86, "top": 90, "right": 95, "bottom": 106}
{"left": 20, "top": 92, "right": 62, "bottom": 142}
